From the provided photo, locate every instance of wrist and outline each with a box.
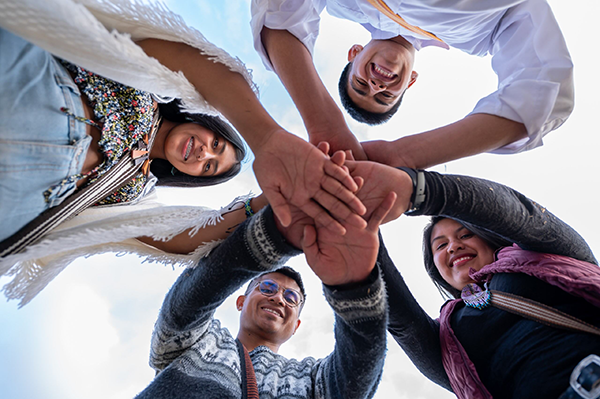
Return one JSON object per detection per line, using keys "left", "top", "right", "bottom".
{"left": 396, "top": 167, "right": 425, "bottom": 214}
{"left": 250, "top": 195, "right": 268, "bottom": 213}
{"left": 324, "top": 265, "right": 379, "bottom": 292}
{"left": 389, "top": 137, "right": 419, "bottom": 168}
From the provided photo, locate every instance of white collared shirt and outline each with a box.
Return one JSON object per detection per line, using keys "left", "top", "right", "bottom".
{"left": 251, "top": 0, "right": 574, "bottom": 153}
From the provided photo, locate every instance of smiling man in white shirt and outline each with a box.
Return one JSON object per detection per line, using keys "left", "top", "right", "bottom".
{"left": 251, "top": 0, "right": 573, "bottom": 169}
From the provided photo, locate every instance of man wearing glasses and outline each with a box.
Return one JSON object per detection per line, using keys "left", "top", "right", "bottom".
{"left": 136, "top": 191, "right": 396, "bottom": 399}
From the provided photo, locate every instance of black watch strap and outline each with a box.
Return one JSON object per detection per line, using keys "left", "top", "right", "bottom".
{"left": 397, "top": 167, "right": 426, "bottom": 214}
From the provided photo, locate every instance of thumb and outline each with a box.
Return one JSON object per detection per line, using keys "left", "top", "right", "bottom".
{"left": 265, "top": 189, "right": 292, "bottom": 227}
{"left": 301, "top": 224, "right": 318, "bottom": 263}
{"left": 316, "top": 141, "right": 331, "bottom": 156}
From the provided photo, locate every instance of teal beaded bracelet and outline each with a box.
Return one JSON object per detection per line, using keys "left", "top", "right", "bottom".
{"left": 244, "top": 198, "right": 254, "bottom": 218}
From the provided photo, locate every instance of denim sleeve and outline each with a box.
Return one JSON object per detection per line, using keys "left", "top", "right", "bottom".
{"left": 414, "top": 172, "right": 597, "bottom": 265}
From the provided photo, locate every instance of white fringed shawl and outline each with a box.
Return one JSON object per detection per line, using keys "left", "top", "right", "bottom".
{"left": 0, "top": 0, "right": 258, "bottom": 114}
{"left": 0, "top": 192, "right": 253, "bottom": 307}
{"left": 0, "top": 0, "right": 257, "bottom": 306}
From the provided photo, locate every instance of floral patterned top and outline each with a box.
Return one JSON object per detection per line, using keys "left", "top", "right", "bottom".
{"left": 53, "top": 63, "right": 157, "bottom": 205}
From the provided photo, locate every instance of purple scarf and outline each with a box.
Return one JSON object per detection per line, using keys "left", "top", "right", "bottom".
{"left": 438, "top": 245, "right": 600, "bottom": 399}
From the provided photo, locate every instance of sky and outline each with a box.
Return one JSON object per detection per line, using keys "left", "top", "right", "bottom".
{"left": 1, "top": 1, "right": 599, "bottom": 398}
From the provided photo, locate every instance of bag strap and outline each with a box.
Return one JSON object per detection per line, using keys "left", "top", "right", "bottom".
{"left": 236, "top": 339, "right": 259, "bottom": 399}
{"left": 490, "top": 290, "right": 600, "bottom": 337}
{"left": 0, "top": 111, "right": 161, "bottom": 258}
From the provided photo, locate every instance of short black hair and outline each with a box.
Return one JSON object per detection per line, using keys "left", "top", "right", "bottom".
{"left": 338, "top": 62, "right": 403, "bottom": 125}
{"left": 244, "top": 266, "right": 306, "bottom": 311}
{"left": 150, "top": 99, "right": 247, "bottom": 187}
{"left": 422, "top": 217, "right": 512, "bottom": 299}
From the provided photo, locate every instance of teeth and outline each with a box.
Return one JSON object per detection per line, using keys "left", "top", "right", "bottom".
{"left": 452, "top": 256, "right": 473, "bottom": 267}
{"left": 374, "top": 64, "right": 394, "bottom": 78}
{"left": 184, "top": 137, "right": 193, "bottom": 161}
{"left": 263, "top": 308, "right": 282, "bottom": 318}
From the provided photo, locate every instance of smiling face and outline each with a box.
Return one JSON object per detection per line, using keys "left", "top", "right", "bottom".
{"left": 346, "top": 39, "right": 418, "bottom": 114}
{"left": 430, "top": 219, "right": 496, "bottom": 291}
{"left": 237, "top": 272, "right": 302, "bottom": 346}
{"left": 163, "top": 122, "right": 237, "bottom": 177}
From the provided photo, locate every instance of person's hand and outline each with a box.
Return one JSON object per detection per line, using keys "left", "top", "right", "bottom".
{"left": 316, "top": 142, "right": 413, "bottom": 225}
{"left": 361, "top": 139, "right": 414, "bottom": 168}
{"left": 274, "top": 202, "right": 313, "bottom": 250}
{"left": 301, "top": 192, "right": 397, "bottom": 286}
{"left": 344, "top": 160, "right": 414, "bottom": 224}
{"left": 309, "top": 126, "right": 368, "bottom": 160}
{"left": 253, "top": 131, "right": 367, "bottom": 235}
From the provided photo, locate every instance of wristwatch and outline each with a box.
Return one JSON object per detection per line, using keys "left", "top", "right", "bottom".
{"left": 397, "top": 167, "right": 426, "bottom": 214}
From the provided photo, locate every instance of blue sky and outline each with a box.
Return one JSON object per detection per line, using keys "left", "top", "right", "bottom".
{"left": 1, "top": 1, "right": 599, "bottom": 398}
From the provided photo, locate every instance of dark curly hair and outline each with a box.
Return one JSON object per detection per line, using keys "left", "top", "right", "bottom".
{"left": 338, "top": 62, "right": 404, "bottom": 125}
{"left": 150, "top": 100, "right": 246, "bottom": 187}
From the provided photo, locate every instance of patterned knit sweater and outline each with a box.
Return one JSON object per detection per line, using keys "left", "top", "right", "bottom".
{"left": 136, "top": 207, "right": 387, "bottom": 399}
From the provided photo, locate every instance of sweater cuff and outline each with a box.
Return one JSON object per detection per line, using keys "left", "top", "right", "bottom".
{"left": 323, "top": 266, "right": 386, "bottom": 325}
{"left": 244, "top": 206, "right": 302, "bottom": 269}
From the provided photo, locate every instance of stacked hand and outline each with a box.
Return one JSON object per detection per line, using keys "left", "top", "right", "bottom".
{"left": 274, "top": 142, "right": 413, "bottom": 286}
{"left": 276, "top": 187, "right": 396, "bottom": 286}
{"left": 319, "top": 142, "right": 414, "bottom": 224}
{"left": 253, "top": 131, "right": 367, "bottom": 235}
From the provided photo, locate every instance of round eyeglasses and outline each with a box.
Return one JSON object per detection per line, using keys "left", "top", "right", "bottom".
{"left": 254, "top": 279, "right": 303, "bottom": 308}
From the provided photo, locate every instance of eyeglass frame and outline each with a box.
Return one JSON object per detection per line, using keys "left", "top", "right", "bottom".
{"left": 251, "top": 278, "right": 305, "bottom": 308}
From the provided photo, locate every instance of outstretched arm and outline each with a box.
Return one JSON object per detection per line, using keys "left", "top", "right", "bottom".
{"left": 136, "top": 38, "right": 366, "bottom": 234}
{"left": 362, "top": 113, "right": 527, "bottom": 169}
{"left": 298, "top": 194, "right": 395, "bottom": 399}
{"left": 377, "top": 235, "right": 452, "bottom": 390}
{"left": 137, "top": 195, "right": 269, "bottom": 254}
{"left": 414, "top": 171, "right": 597, "bottom": 264}
{"left": 260, "top": 27, "right": 367, "bottom": 159}
{"left": 363, "top": 2, "right": 572, "bottom": 169}
{"left": 340, "top": 159, "right": 595, "bottom": 263}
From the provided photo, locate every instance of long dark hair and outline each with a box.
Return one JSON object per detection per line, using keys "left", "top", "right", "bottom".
{"left": 150, "top": 100, "right": 247, "bottom": 187}
{"left": 422, "top": 217, "right": 513, "bottom": 299}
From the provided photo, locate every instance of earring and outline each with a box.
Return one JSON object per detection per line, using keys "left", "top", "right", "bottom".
{"left": 171, "top": 166, "right": 177, "bottom": 176}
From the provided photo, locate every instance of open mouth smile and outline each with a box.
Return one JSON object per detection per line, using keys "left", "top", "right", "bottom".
{"left": 261, "top": 307, "right": 283, "bottom": 318}
{"left": 371, "top": 63, "right": 397, "bottom": 82}
{"left": 183, "top": 136, "right": 194, "bottom": 161}
{"left": 451, "top": 255, "right": 475, "bottom": 268}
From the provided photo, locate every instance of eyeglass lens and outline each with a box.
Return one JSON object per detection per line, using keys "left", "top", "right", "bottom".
{"left": 258, "top": 280, "right": 301, "bottom": 306}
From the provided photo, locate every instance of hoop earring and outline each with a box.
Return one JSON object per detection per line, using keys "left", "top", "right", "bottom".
{"left": 171, "top": 167, "right": 177, "bottom": 176}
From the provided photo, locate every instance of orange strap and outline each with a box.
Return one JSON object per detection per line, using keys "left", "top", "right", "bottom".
{"left": 242, "top": 344, "right": 259, "bottom": 399}
{"left": 365, "top": 0, "right": 445, "bottom": 44}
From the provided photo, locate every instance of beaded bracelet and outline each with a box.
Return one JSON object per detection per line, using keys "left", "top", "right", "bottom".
{"left": 244, "top": 198, "right": 255, "bottom": 218}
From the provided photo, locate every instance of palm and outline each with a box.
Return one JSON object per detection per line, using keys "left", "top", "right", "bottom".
{"left": 302, "top": 192, "right": 397, "bottom": 286}
{"left": 304, "top": 221, "right": 380, "bottom": 286}
{"left": 253, "top": 131, "right": 366, "bottom": 234}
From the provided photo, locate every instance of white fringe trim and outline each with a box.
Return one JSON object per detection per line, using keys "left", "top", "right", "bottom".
{"left": 0, "top": 194, "right": 253, "bottom": 307}
{"left": 0, "top": 0, "right": 258, "bottom": 116}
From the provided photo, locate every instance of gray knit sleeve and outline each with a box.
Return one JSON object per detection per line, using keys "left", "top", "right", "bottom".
{"left": 312, "top": 267, "right": 387, "bottom": 399}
